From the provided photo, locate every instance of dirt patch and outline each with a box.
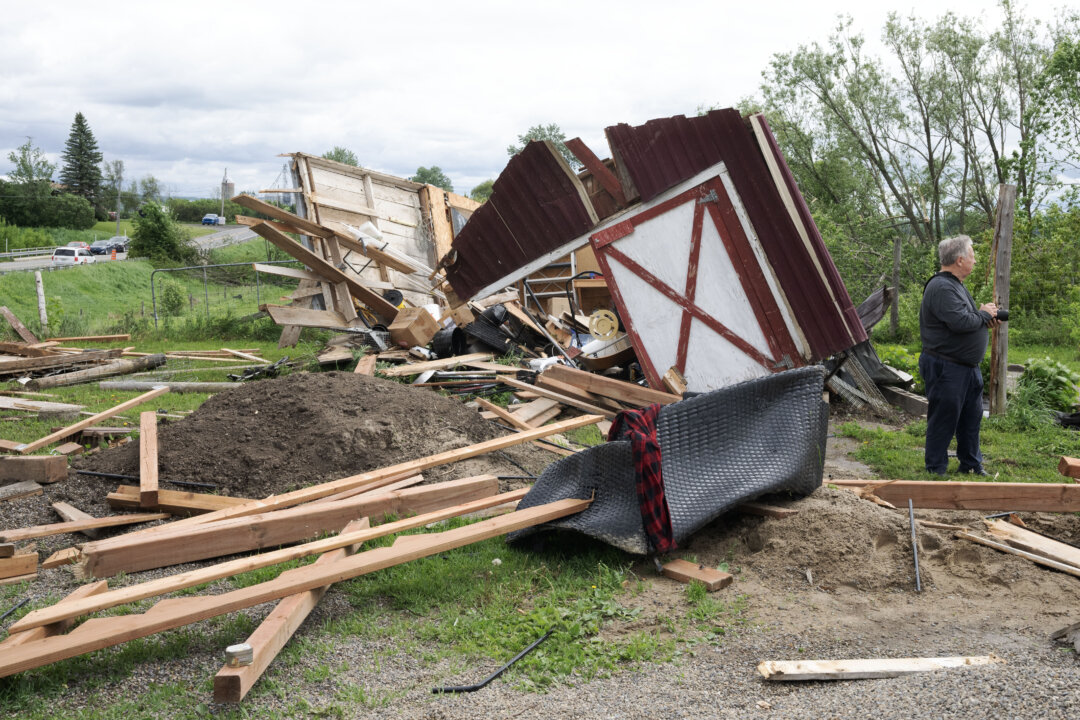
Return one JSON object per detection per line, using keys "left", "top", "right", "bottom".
{"left": 71, "top": 371, "right": 552, "bottom": 499}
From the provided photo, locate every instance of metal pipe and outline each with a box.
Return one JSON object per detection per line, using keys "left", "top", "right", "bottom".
{"left": 1, "top": 598, "right": 30, "bottom": 626}
{"left": 432, "top": 630, "right": 552, "bottom": 694}
{"left": 909, "top": 499, "right": 922, "bottom": 592}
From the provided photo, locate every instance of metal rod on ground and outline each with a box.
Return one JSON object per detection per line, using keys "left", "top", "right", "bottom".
{"left": 432, "top": 630, "right": 552, "bottom": 694}
{"left": 1, "top": 598, "right": 30, "bottom": 626}
{"left": 497, "top": 475, "right": 537, "bottom": 481}
{"left": 909, "top": 499, "right": 922, "bottom": 592}
{"left": 74, "top": 470, "right": 217, "bottom": 490}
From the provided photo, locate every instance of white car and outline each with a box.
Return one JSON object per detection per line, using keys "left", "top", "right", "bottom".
{"left": 51, "top": 247, "right": 96, "bottom": 265}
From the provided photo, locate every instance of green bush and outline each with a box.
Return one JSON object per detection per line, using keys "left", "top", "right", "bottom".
{"left": 1017, "top": 357, "right": 1080, "bottom": 412}
{"left": 875, "top": 343, "right": 923, "bottom": 392}
{"left": 158, "top": 278, "right": 186, "bottom": 316}
{"left": 130, "top": 204, "right": 198, "bottom": 263}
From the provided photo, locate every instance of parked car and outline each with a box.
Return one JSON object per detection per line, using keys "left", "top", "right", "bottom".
{"left": 51, "top": 247, "right": 96, "bottom": 265}
{"left": 90, "top": 237, "right": 128, "bottom": 255}
{"left": 66, "top": 241, "right": 91, "bottom": 250}
{"left": 201, "top": 213, "right": 219, "bottom": 225}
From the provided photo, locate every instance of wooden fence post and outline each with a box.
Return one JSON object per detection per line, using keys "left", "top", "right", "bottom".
{"left": 989, "top": 184, "right": 1016, "bottom": 416}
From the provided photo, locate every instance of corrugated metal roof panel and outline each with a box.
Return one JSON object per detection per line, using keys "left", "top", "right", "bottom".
{"left": 605, "top": 110, "right": 864, "bottom": 360}
{"left": 446, "top": 141, "right": 597, "bottom": 300}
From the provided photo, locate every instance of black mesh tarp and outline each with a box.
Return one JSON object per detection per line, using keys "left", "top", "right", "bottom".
{"left": 509, "top": 366, "right": 829, "bottom": 554}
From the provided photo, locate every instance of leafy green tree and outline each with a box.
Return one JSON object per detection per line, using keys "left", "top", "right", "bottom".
{"left": 59, "top": 112, "right": 103, "bottom": 203}
{"left": 101, "top": 159, "right": 124, "bottom": 215}
{"left": 6, "top": 137, "right": 55, "bottom": 184}
{"left": 0, "top": 180, "right": 95, "bottom": 229}
{"left": 469, "top": 179, "right": 494, "bottom": 203}
{"left": 507, "top": 124, "right": 582, "bottom": 170}
{"left": 411, "top": 166, "right": 453, "bottom": 192}
{"left": 322, "top": 146, "right": 359, "bottom": 166}
{"left": 130, "top": 202, "right": 198, "bottom": 263}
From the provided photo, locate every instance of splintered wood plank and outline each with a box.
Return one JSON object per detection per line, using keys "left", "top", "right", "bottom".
{"left": 42, "top": 548, "right": 79, "bottom": 569}
{"left": 0, "top": 553, "right": 38, "bottom": 580}
{"left": 0, "top": 455, "right": 67, "bottom": 484}
{"left": 475, "top": 398, "right": 533, "bottom": 431}
{"left": 101, "top": 415, "right": 602, "bottom": 539}
{"left": 249, "top": 222, "right": 399, "bottom": 319}
{"left": 353, "top": 354, "right": 377, "bottom": 375}
{"left": 829, "top": 480, "right": 1080, "bottom": 512}
{"left": 509, "top": 398, "right": 561, "bottom": 424}
{"left": 213, "top": 518, "right": 370, "bottom": 702}
{"left": 82, "top": 476, "right": 500, "bottom": 577}
{"left": 261, "top": 304, "right": 352, "bottom": 331}
{"left": 1059, "top": 456, "right": 1080, "bottom": 480}
{"left": 661, "top": 559, "right": 732, "bottom": 592}
{"left": 52, "top": 502, "right": 104, "bottom": 539}
{"left": 13, "top": 489, "right": 531, "bottom": 634}
{"left": 0, "top": 481, "right": 43, "bottom": 503}
{"left": 138, "top": 411, "right": 159, "bottom": 509}
{"left": 0, "top": 573, "right": 35, "bottom": 587}
{"left": 379, "top": 353, "right": 493, "bottom": 378}
{"left": 757, "top": 655, "right": 1004, "bottom": 681}
{"left": 0, "top": 512, "right": 168, "bottom": 543}
{"left": 0, "top": 306, "right": 38, "bottom": 343}
{"left": 54, "top": 442, "right": 84, "bottom": 456}
{"left": 14, "top": 387, "right": 169, "bottom": 455}
{"left": 541, "top": 364, "right": 680, "bottom": 407}
{"left": 0, "top": 497, "right": 589, "bottom": 677}
{"left": 0, "top": 580, "right": 108, "bottom": 648}
{"left": 985, "top": 519, "right": 1080, "bottom": 569}
{"left": 107, "top": 486, "right": 250, "bottom": 515}
{"left": 498, "top": 376, "right": 617, "bottom": 420}
{"left": 956, "top": 531, "right": 1080, "bottom": 578}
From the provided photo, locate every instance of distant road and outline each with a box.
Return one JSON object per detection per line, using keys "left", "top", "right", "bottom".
{"left": 0, "top": 226, "right": 257, "bottom": 274}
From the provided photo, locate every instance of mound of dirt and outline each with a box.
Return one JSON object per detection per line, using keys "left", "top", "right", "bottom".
{"left": 73, "top": 371, "right": 551, "bottom": 500}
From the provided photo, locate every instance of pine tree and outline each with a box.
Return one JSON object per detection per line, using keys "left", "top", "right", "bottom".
{"left": 59, "top": 112, "right": 103, "bottom": 202}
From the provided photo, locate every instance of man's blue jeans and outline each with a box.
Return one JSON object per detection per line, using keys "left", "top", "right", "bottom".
{"left": 919, "top": 353, "right": 984, "bottom": 474}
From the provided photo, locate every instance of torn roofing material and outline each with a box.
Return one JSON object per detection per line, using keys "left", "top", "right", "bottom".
{"left": 444, "top": 140, "right": 599, "bottom": 300}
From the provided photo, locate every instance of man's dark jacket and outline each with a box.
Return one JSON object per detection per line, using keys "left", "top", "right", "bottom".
{"left": 919, "top": 272, "right": 991, "bottom": 367}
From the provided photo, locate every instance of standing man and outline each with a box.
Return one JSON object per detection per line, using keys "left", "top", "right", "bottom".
{"left": 919, "top": 235, "right": 1000, "bottom": 476}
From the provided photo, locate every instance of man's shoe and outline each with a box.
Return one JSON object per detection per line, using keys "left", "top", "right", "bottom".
{"left": 960, "top": 467, "right": 990, "bottom": 476}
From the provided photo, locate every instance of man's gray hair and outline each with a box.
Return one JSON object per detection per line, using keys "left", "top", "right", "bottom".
{"left": 938, "top": 235, "right": 973, "bottom": 267}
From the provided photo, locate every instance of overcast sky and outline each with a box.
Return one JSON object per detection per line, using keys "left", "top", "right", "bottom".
{"left": 0, "top": 1, "right": 1067, "bottom": 198}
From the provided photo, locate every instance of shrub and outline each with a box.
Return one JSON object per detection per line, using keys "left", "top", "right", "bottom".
{"left": 158, "top": 278, "right": 186, "bottom": 316}
{"left": 1017, "top": 357, "right": 1080, "bottom": 412}
{"left": 130, "top": 203, "right": 198, "bottom": 263}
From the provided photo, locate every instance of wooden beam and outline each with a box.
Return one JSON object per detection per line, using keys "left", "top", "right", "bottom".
{"left": 221, "top": 348, "right": 265, "bottom": 363}
{"left": 880, "top": 385, "right": 928, "bottom": 416}
{"left": 81, "top": 476, "right": 500, "bottom": 577}
{"left": 757, "top": 655, "right": 1003, "bottom": 681}
{"left": 213, "top": 518, "right": 370, "bottom": 702}
{"left": 509, "top": 398, "right": 562, "bottom": 424}
{"left": 957, "top": 531, "right": 1080, "bottom": 577}
{"left": 0, "top": 498, "right": 590, "bottom": 677}
{"left": 13, "top": 387, "right": 169, "bottom": 455}
{"left": 0, "top": 341, "right": 55, "bottom": 358}
{"left": 261, "top": 304, "right": 352, "bottom": 331}
{"left": 989, "top": 184, "right": 1016, "bottom": 415}
{"left": 12, "top": 488, "right": 531, "bottom": 634}
{"left": 0, "top": 481, "right": 42, "bottom": 503}
{"left": 474, "top": 398, "right": 533, "bottom": 432}
{"left": 565, "top": 137, "right": 627, "bottom": 206}
{"left": 138, "top": 411, "right": 159, "bottom": 509}
{"left": 535, "top": 375, "right": 623, "bottom": 412}
{"left": 0, "top": 349, "right": 122, "bottom": 376}
{"left": 47, "top": 334, "right": 130, "bottom": 343}
{"left": 103, "top": 414, "right": 603, "bottom": 538}
{"left": 1059, "top": 456, "right": 1080, "bottom": 480}
{"left": 661, "top": 559, "right": 732, "bottom": 592}
{"left": 379, "top": 353, "right": 493, "bottom": 378}
{"left": 353, "top": 354, "right": 377, "bottom": 376}
{"left": 107, "top": 485, "right": 249, "bottom": 515}
{"left": 252, "top": 263, "right": 327, "bottom": 283}
{"left": 232, "top": 194, "right": 331, "bottom": 238}
{"left": 52, "top": 501, "right": 101, "bottom": 539}
{"left": 0, "top": 456, "right": 67, "bottom": 484}
{"left": 0, "top": 580, "right": 108, "bottom": 649}
{"left": 0, "top": 512, "right": 168, "bottom": 543}
{"left": 829, "top": 479, "right": 1080, "bottom": 512}
{"left": 41, "top": 548, "right": 78, "bottom": 569}
{"left": 985, "top": 518, "right": 1080, "bottom": 569}
{"left": 498, "top": 376, "right": 617, "bottom": 420}
{"left": 250, "top": 222, "right": 399, "bottom": 319}
{"left": 540, "top": 364, "right": 680, "bottom": 407}
{"left": 0, "top": 306, "right": 38, "bottom": 343}
{"left": 0, "top": 553, "right": 37, "bottom": 580}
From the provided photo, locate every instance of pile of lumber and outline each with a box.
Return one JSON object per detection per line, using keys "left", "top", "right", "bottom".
{"left": 0, "top": 411, "right": 601, "bottom": 700}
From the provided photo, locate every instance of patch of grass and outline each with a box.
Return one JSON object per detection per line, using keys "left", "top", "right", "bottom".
{"left": 564, "top": 423, "right": 604, "bottom": 447}
{"left": 837, "top": 417, "right": 1080, "bottom": 481}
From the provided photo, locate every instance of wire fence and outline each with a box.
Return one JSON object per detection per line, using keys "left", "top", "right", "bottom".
{"left": 150, "top": 261, "right": 302, "bottom": 329}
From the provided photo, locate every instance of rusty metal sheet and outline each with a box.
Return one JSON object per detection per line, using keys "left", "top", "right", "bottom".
{"left": 445, "top": 141, "right": 598, "bottom": 300}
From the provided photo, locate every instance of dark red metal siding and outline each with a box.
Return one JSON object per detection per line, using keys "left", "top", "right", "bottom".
{"left": 605, "top": 109, "right": 864, "bottom": 360}
{"left": 445, "top": 141, "right": 596, "bottom": 300}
